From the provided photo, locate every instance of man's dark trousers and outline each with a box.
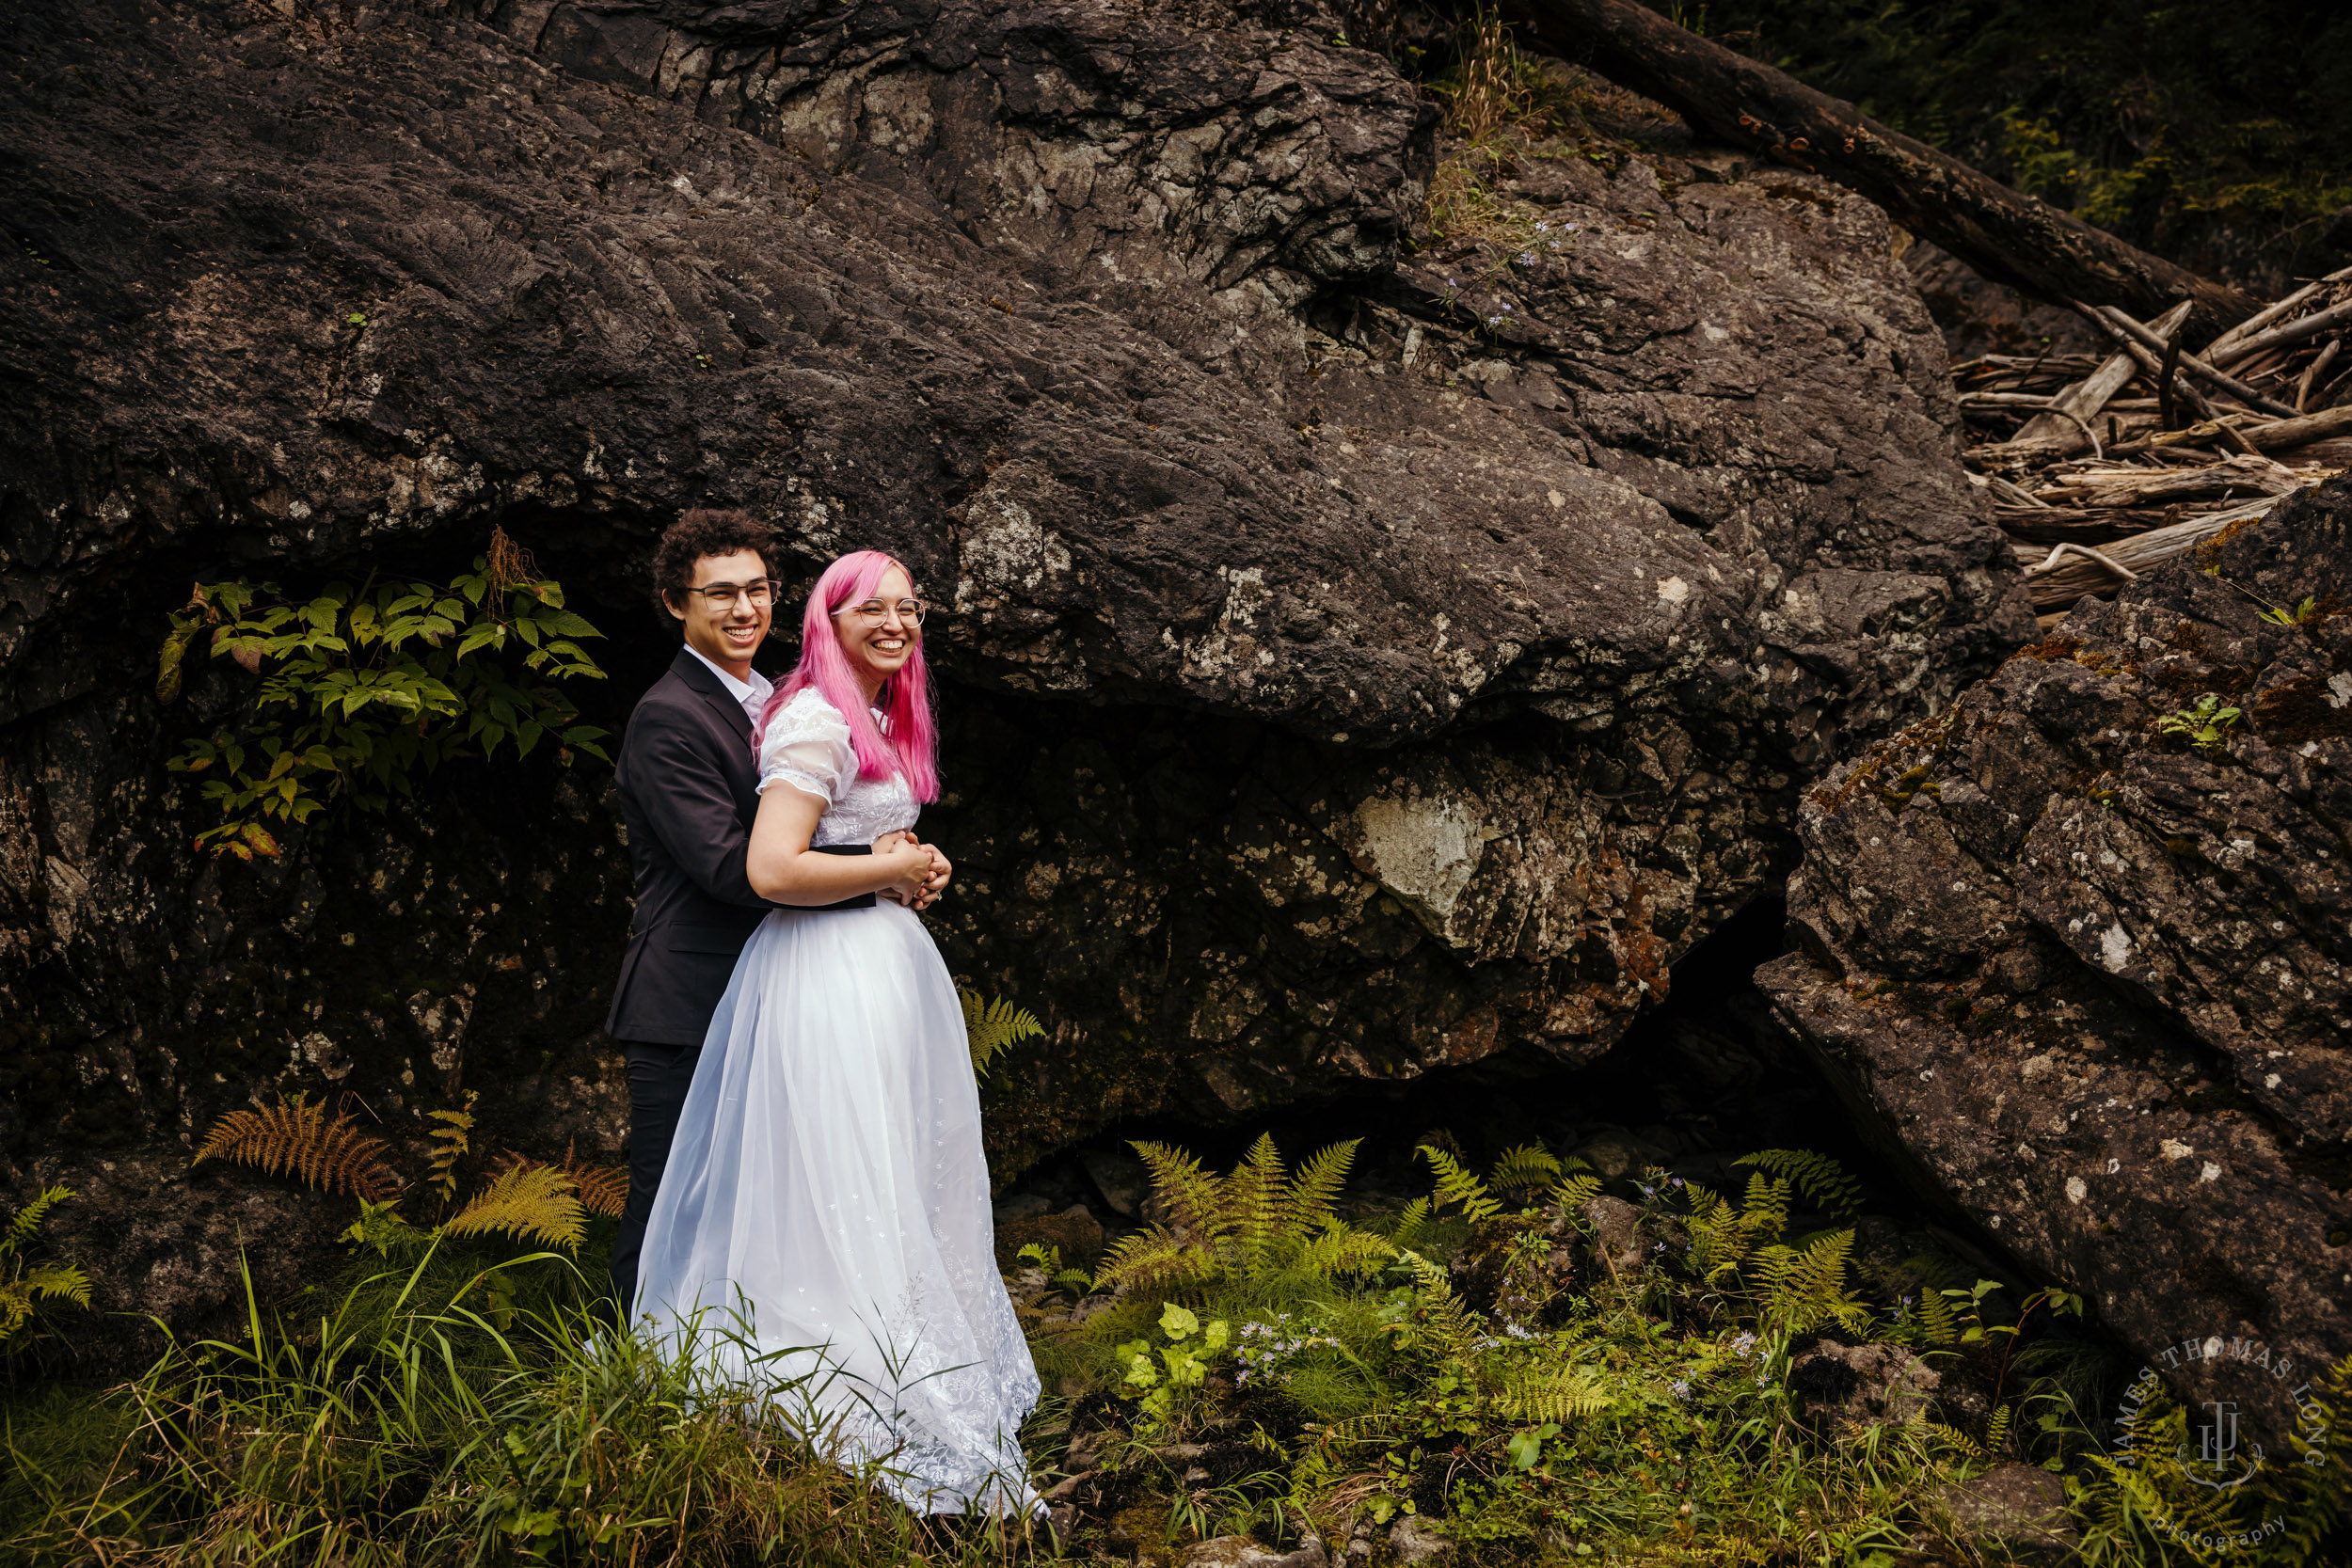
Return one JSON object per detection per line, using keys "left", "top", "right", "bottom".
{"left": 603, "top": 648, "right": 775, "bottom": 1322}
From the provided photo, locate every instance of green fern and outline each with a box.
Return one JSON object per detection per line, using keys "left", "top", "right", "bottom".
{"left": 5, "top": 1186, "right": 71, "bottom": 1252}
{"left": 1289, "top": 1140, "right": 1357, "bottom": 1236}
{"left": 1929, "top": 1419, "right": 1986, "bottom": 1465}
{"left": 1751, "top": 1229, "right": 1869, "bottom": 1337}
{"left": 1982, "top": 1402, "right": 2012, "bottom": 1456}
{"left": 1736, "top": 1149, "right": 1863, "bottom": 1220}
{"left": 425, "top": 1091, "right": 477, "bottom": 1208}
{"left": 1547, "top": 1168, "right": 1603, "bottom": 1213}
{"left": 0, "top": 1185, "right": 90, "bottom": 1344}
{"left": 1093, "top": 1135, "right": 1393, "bottom": 1295}
{"left": 1421, "top": 1145, "right": 1504, "bottom": 1222}
{"left": 1490, "top": 1143, "right": 1564, "bottom": 1200}
{"left": 1498, "top": 1361, "right": 1614, "bottom": 1423}
{"left": 1683, "top": 1180, "right": 1787, "bottom": 1285}
{"left": 442, "top": 1163, "right": 586, "bottom": 1253}
{"left": 497, "top": 1146, "right": 628, "bottom": 1219}
{"left": 1385, "top": 1196, "right": 1436, "bottom": 1253}
{"left": 1907, "top": 1283, "right": 1959, "bottom": 1345}
{"left": 961, "top": 990, "right": 1044, "bottom": 1078}
{"left": 1391, "top": 1249, "right": 1483, "bottom": 1362}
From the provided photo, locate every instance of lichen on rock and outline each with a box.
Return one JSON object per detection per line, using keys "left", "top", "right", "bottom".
{"left": 1759, "top": 477, "right": 2352, "bottom": 1418}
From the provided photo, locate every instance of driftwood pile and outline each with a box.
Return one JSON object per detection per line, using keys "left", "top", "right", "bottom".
{"left": 1956, "top": 269, "right": 2352, "bottom": 621}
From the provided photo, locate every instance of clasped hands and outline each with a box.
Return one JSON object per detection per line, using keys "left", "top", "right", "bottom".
{"left": 874, "top": 830, "right": 951, "bottom": 911}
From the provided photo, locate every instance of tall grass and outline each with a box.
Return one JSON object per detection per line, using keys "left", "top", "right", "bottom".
{"left": 6, "top": 1143, "right": 2344, "bottom": 1565}
{"left": 1, "top": 1242, "right": 1058, "bottom": 1566}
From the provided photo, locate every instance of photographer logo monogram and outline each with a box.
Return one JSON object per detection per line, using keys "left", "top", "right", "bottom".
{"left": 2109, "top": 1330, "right": 2334, "bottom": 1549}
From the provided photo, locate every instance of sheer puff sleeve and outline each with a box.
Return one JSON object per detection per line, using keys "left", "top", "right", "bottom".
{"left": 757, "top": 689, "right": 856, "bottom": 806}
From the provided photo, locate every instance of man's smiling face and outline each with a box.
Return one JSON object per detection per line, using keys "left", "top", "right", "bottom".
{"left": 666, "top": 548, "right": 772, "bottom": 678}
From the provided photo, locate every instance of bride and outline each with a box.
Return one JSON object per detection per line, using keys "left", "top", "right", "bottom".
{"left": 631, "top": 548, "right": 1041, "bottom": 1516}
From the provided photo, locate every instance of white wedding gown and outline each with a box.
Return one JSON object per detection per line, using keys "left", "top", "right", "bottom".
{"left": 632, "top": 688, "right": 1041, "bottom": 1516}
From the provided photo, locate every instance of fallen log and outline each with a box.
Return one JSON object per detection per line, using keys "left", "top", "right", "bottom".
{"left": 2203, "top": 262, "right": 2352, "bottom": 363}
{"left": 2296, "top": 341, "right": 2341, "bottom": 412}
{"left": 2013, "top": 494, "right": 2284, "bottom": 610}
{"left": 2148, "top": 404, "right": 2352, "bottom": 453}
{"left": 1995, "top": 506, "right": 2185, "bottom": 546}
{"left": 2207, "top": 296, "right": 2352, "bottom": 369}
{"left": 1501, "top": 0, "right": 2259, "bottom": 340}
{"left": 2034, "top": 453, "right": 2299, "bottom": 509}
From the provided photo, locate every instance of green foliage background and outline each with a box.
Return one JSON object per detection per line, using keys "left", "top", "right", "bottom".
{"left": 1685, "top": 0, "right": 2352, "bottom": 278}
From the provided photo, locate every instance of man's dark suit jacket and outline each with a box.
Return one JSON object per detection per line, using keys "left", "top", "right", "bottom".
{"left": 604, "top": 648, "right": 774, "bottom": 1046}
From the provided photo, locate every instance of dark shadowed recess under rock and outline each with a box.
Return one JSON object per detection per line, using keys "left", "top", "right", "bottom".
{"left": 1, "top": 0, "right": 2029, "bottom": 1354}
{"left": 1003, "top": 900, "right": 2112, "bottom": 1425}
{"left": 1760, "top": 477, "right": 2352, "bottom": 1422}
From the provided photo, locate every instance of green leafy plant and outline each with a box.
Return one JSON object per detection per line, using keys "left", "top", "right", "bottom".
{"left": 159, "top": 527, "right": 611, "bottom": 859}
{"left": 961, "top": 990, "right": 1045, "bottom": 1078}
{"left": 2155, "top": 693, "right": 2243, "bottom": 752}
{"left": 2260, "top": 594, "right": 2321, "bottom": 626}
{"left": 1, "top": 1186, "right": 90, "bottom": 1344}
{"left": 1113, "top": 1302, "right": 1232, "bottom": 1426}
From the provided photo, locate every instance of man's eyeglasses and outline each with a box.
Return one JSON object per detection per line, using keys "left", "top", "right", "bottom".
{"left": 832, "top": 598, "right": 929, "bottom": 626}
{"left": 680, "top": 579, "right": 779, "bottom": 610}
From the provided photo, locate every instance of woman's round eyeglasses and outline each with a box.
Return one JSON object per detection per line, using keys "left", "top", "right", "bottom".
{"left": 833, "top": 597, "right": 929, "bottom": 626}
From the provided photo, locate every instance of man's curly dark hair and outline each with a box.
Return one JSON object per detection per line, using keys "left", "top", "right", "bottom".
{"left": 651, "top": 508, "right": 781, "bottom": 620}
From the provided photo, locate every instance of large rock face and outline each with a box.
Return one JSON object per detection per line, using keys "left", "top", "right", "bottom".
{"left": 0, "top": 0, "right": 2029, "bottom": 1348}
{"left": 1760, "top": 480, "right": 2352, "bottom": 1410}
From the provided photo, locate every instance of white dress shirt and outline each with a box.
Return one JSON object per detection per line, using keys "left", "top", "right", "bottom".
{"left": 684, "top": 644, "right": 773, "bottom": 731}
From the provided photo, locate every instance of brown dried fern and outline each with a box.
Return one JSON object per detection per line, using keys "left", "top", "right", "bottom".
{"left": 568, "top": 1163, "right": 628, "bottom": 1219}
{"left": 193, "top": 1092, "right": 398, "bottom": 1203}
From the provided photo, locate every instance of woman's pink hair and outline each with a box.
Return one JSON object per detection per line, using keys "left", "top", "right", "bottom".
{"left": 758, "top": 550, "right": 940, "bottom": 802}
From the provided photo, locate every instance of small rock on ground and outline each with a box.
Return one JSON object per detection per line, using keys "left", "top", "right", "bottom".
{"left": 1390, "top": 1515, "right": 1454, "bottom": 1563}
{"left": 992, "top": 1204, "right": 1104, "bottom": 1272}
{"left": 1081, "top": 1149, "right": 1152, "bottom": 1216}
{"left": 1177, "top": 1534, "right": 1330, "bottom": 1567}
{"left": 1932, "top": 1463, "right": 2078, "bottom": 1558}
{"left": 1788, "top": 1340, "right": 1940, "bottom": 1430}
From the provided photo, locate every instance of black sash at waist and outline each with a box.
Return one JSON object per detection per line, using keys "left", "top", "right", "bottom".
{"left": 809, "top": 843, "right": 878, "bottom": 911}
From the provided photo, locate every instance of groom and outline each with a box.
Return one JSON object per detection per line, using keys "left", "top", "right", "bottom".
{"left": 604, "top": 507, "right": 797, "bottom": 1320}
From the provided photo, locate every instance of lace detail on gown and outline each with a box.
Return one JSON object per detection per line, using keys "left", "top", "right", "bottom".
{"left": 634, "top": 691, "right": 1039, "bottom": 1515}
{"left": 756, "top": 688, "right": 917, "bottom": 847}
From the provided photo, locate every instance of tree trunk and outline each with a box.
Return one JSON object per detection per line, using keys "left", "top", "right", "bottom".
{"left": 1500, "top": 0, "right": 2260, "bottom": 342}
